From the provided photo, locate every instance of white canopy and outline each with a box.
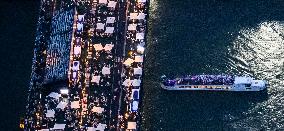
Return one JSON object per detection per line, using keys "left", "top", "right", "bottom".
{"left": 48, "top": 92, "right": 60, "bottom": 99}
{"left": 56, "top": 102, "right": 67, "bottom": 110}
{"left": 130, "top": 13, "right": 146, "bottom": 20}
{"left": 38, "top": 129, "right": 49, "bottom": 131}
{"left": 71, "top": 101, "right": 80, "bottom": 109}
{"left": 77, "top": 23, "right": 83, "bottom": 31}
{"left": 73, "top": 61, "right": 80, "bottom": 71}
{"left": 87, "top": 124, "right": 107, "bottom": 131}
{"left": 92, "top": 106, "right": 104, "bottom": 113}
{"left": 87, "top": 127, "right": 95, "bottom": 131}
{"left": 134, "top": 55, "right": 143, "bottom": 62}
{"left": 130, "top": 13, "right": 138, "bottom": 19}
{"left": 74, "top": 46, "right": 81, "bottom": 55}
{"left": 106, "top": 17, "right": 115, "bottom": 24}
{"left": 94, "top": 44, "right": 103, "bottom": 51}
{"left": 127, "top": 122, "right": 137, "bottom": 130}
{"left": 137, "top": 0, "right": 146, "bottom": 2}
{"left": 137, "top": 45, "right": 145, "bottom": 54}
{"left": 138, "top": 13, "right": 146, "bottom": 19}
{"left": 104, "top": 44, "right": 114, "bottom": 51}
{"left": 53, "top": 124, "right": 66, "bottom": 130}
{"left": 60, "top": 89, "right": 68, "bottom": 95}
{"left": 136, "top": 33, "right": 144, "bottom": 40}
{"left": 97, "top": 123, "right": 107, "bottom": 131}
{"left": 96, "top": 23, "right": 105, "bottom": 30}
{"left": 91, "top": 75, "right": 101, "bottom": 84}
{"left": 123, "top": 58, "right": 134, "bottom": 66}
{"left": 105, "top": 27, "right": 114, "bottom": 34}
{"left": 123, "top": 79, "right": 132, "bottom": 86}
{"left": 128, "top": 24, "right": 137, "bottom": 31}
{"left": 102, "top": 67, "right": 110, "bottom": 75}
{"left": 134, "top": 67, "right": 142, "bottom": 75}
{"left": 78, "top": 15, "right": 84, "bottom": 22}
{"left": 107, "top": 1, "right": 117, "bottom": 8}
{"left": 132, "top": 79, "right": 141, "bottom": 86}
{"left": 46, "top": 110, "right": 55, "bottom": 118}
{"left": 99, "top": 0, "right": 107, "bottom": 4}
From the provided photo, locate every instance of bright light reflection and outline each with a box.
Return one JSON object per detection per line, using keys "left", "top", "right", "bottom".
{"left": 228, "top": 21, "right": 284, "bottom": 129}
{"left": 137, "top": 45, "right": 145, "bottom": 54}
{"left": 60, "top": 89, "right": 69, "bottom": 94}
{"left": 229, "top": 21, "right": 284, "bottom": 79}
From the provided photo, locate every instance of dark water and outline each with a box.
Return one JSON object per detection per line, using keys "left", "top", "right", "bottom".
{"left": 0, "top": 1, "right": 39, "bottom": 130}
{"left": 142, "top": 0, "right": 284, "bottom": 130}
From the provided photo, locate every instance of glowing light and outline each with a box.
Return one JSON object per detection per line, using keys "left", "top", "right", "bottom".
{"left": 228, "top": 22, "right": 284, "bottom": 128}
{"left": 19, "top": 124, "right": 24, "bottom": 129}
{"left": 60, "top": 89, "right": 69, "bottom": 94}
{"left": 137, "top": 45, "right": 145, "bottom": 54}
{"left": 229, "top": 21, "right": 284, "bottom": 79}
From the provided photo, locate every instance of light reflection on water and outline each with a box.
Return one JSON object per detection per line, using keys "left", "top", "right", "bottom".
{"left": 227, "top": 21, "right": 284, "bottom": 129}
{"left": 142, "top": 0, "right": 284, "bottom": 130}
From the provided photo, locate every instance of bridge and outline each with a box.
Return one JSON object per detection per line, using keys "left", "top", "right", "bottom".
{"left": 22, "top": 0, "right": 148, "bottom": 130}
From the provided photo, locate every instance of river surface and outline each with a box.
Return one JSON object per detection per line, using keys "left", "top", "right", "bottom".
{"left": 0, "top": 1, "right": 38, "bottom": 130}
{"left": 141, "top": 0, "right": 284, "bottom": 130}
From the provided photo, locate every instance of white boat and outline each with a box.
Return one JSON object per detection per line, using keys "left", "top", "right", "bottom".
{"left": 161, "top": 75, "right": 267, "bottom": 91}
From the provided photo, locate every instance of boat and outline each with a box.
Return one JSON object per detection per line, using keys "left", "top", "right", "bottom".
{"left": 160, "top": 75, "right": 267, "bottom": 91}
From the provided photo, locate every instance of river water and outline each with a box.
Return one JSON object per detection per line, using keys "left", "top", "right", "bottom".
{"left": 141, "top": 0, "right": 284, "bottom": 130}
{"left": 0, "top": 1, "right": 38, "bottom": 130}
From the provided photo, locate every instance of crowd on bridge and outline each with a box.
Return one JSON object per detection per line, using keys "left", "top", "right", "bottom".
{"left": 120, "top": 0, "right": 148, "bottom": 130}
{"left": 24, "top": 0, "right": 149, "bottom": 130}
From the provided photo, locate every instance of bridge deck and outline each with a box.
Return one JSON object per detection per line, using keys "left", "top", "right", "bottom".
{"left": 23, "top": 0, "right": 149, "bottom": 130}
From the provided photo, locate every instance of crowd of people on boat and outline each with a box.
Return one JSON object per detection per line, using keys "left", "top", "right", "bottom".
{"left": 176, "top": 75, "right": 235, "bottom": 85}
